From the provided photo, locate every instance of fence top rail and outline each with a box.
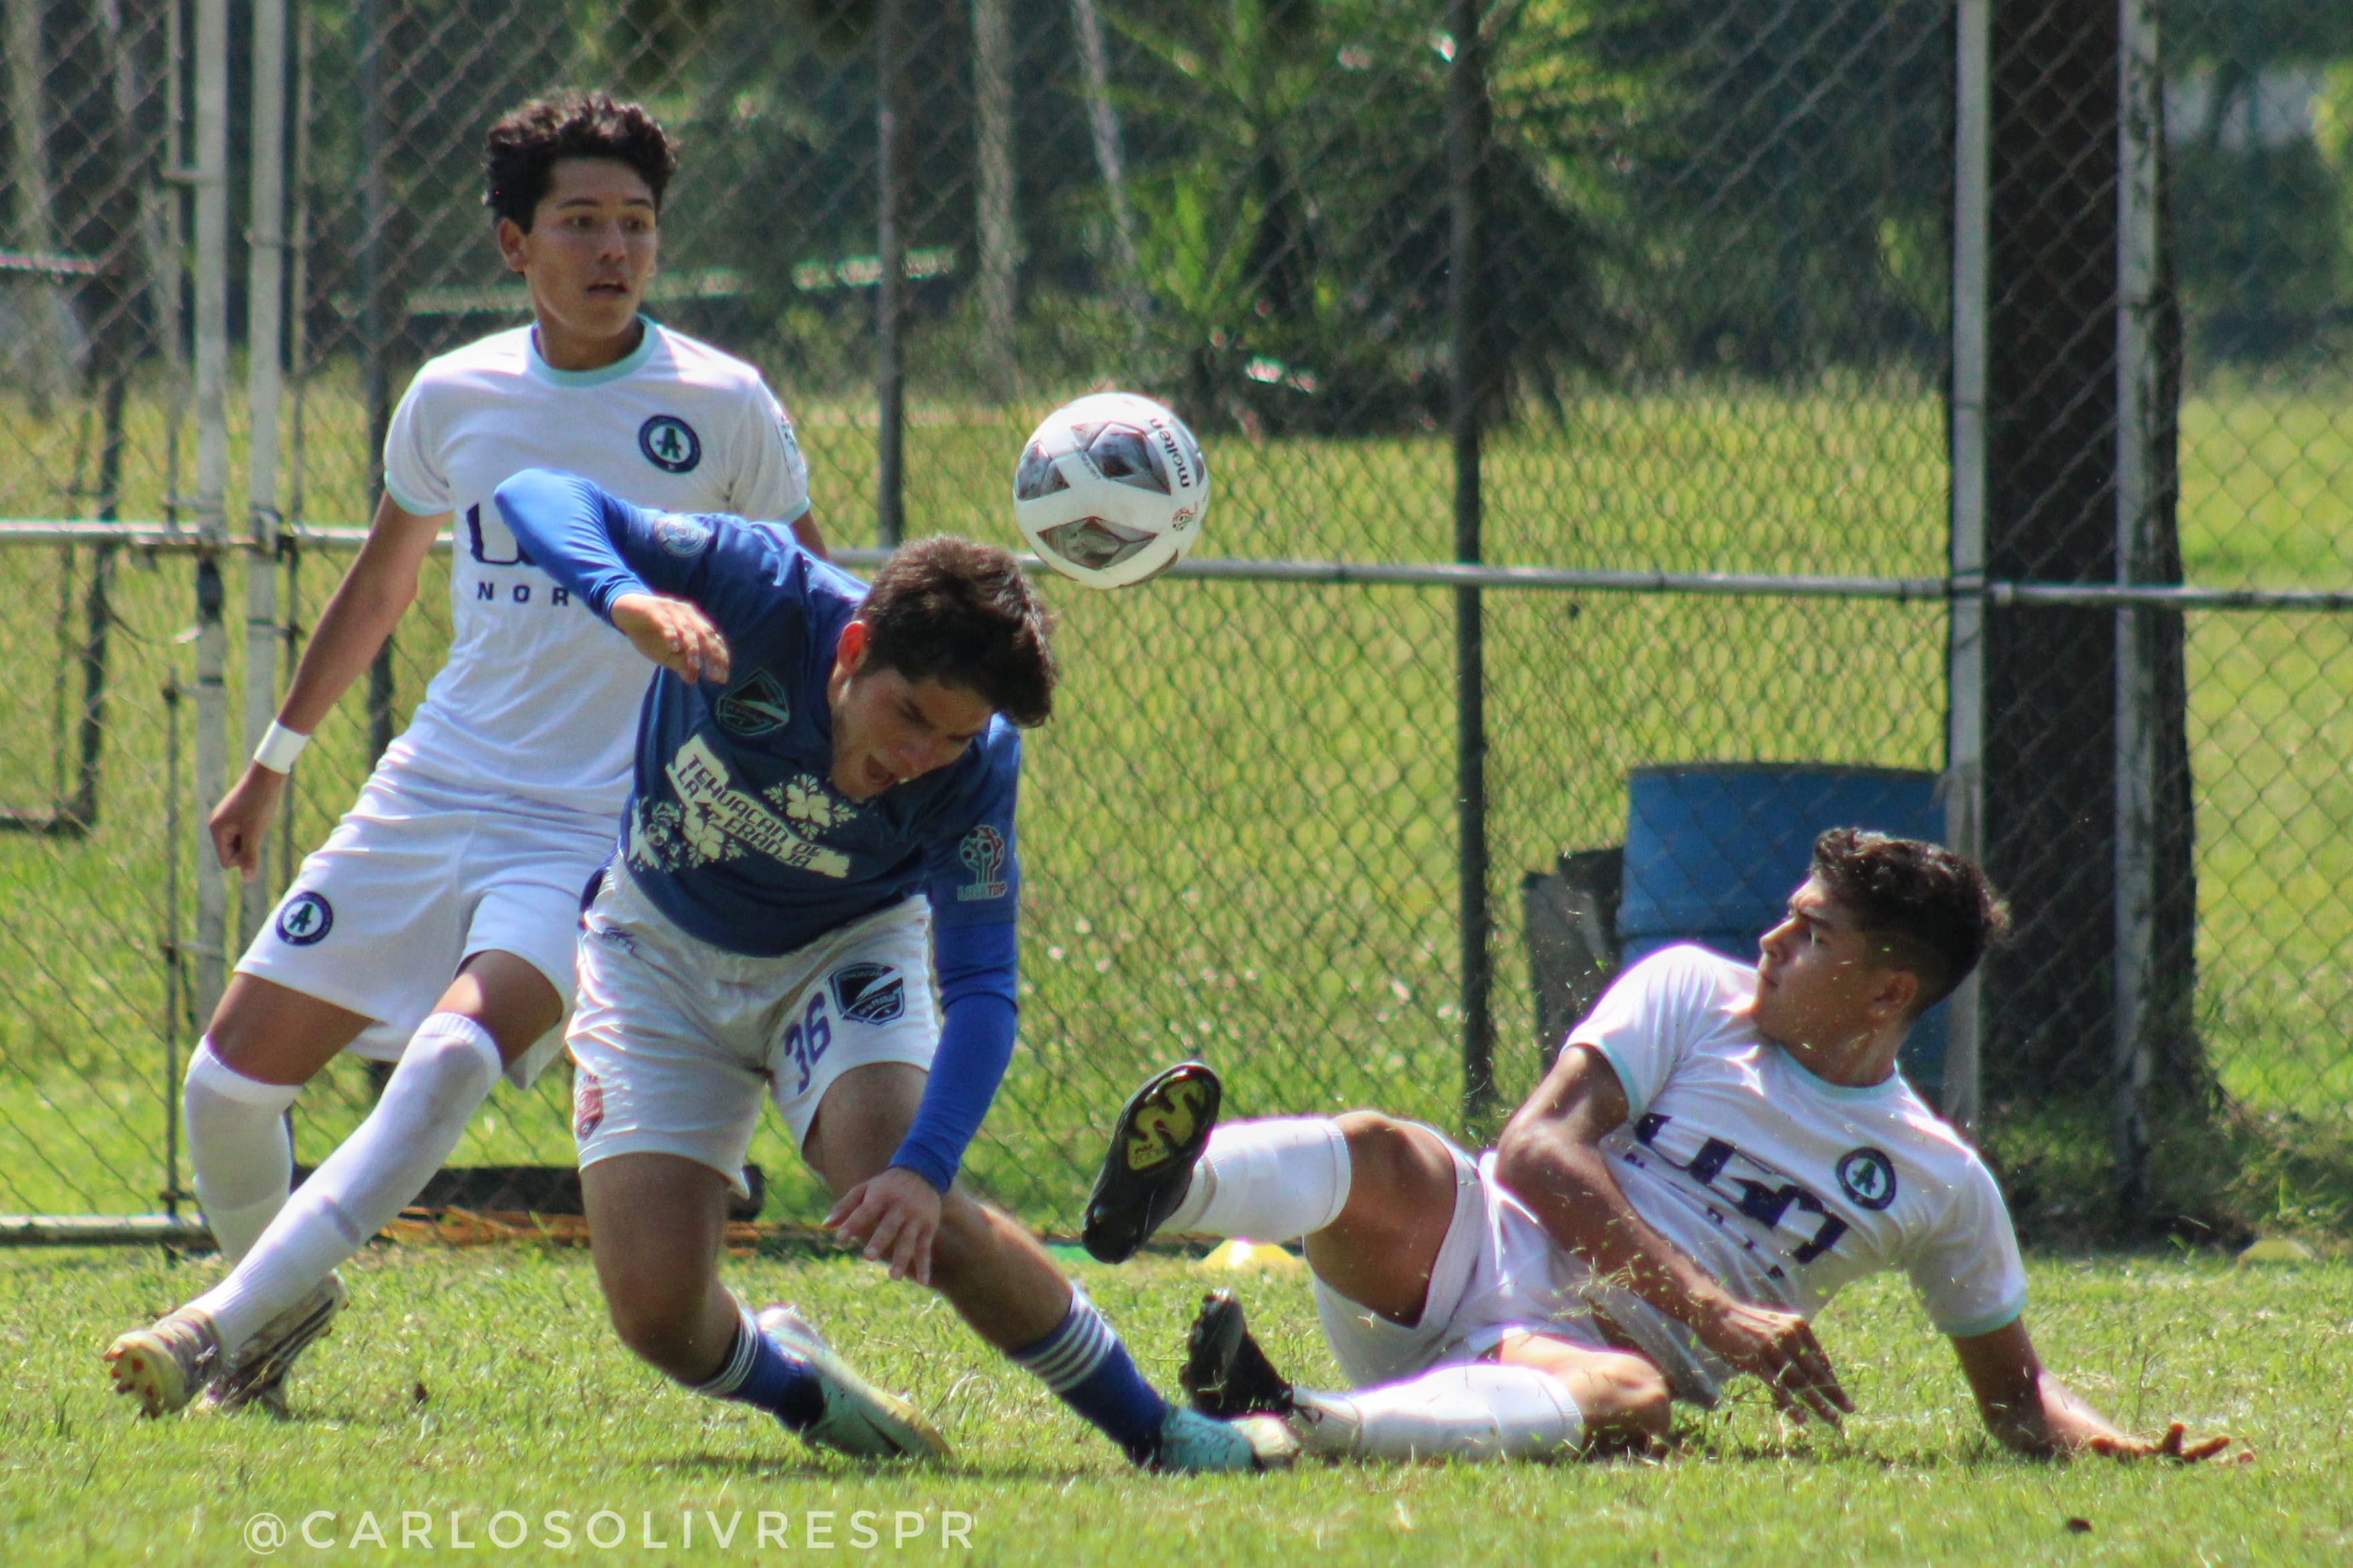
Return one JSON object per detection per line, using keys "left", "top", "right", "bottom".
{"left": 5, "top": 520, "right": 2352, "bottom": 613}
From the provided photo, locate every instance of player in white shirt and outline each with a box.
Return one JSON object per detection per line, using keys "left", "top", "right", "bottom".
{"left": 105, "top": 91, "right": 825, "bottom": 1418}
{"left": 1083, "top": 830, "right": 2237, "bottom": 1465}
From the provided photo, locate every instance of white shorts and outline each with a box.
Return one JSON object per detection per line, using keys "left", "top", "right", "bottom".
{"left": 1314, "top": 1132, "right": 1720, "bottom": 1405}
{"left": 235, "top": 758, "right": 615, "bottom": 1090}
{"left": 567, "top": 862, "right": 940, "bottom": 1197}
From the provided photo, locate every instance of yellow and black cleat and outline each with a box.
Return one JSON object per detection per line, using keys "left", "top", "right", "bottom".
{"left": 1082, "top": 1060, "right": 1222, "bottom": 1263}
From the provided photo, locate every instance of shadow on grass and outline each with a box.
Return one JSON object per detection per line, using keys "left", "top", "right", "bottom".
{"left": 1979, "top": 1090, "right": 2353, "bottom": 1248}
{"left": 658, "top": 1451, "right": 1100, "bottom": 1484}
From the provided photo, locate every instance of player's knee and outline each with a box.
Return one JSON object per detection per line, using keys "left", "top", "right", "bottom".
{"left": 601, "top": 1283, "right": 705, "bottom": 1372}
{"left": 1333, "top": 1110, "right": 1445, "bottom": 1220}
{"left": 1579, "top": 1354, "right": 1671, "bottom": 1446}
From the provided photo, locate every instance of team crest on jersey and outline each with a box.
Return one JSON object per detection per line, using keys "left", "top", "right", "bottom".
{"left": 715, "top": 669, "right": 791, "bottom": 737}
{"left": 639, "top": 414, "right": 702, "bottom": 474}
{"left": 275, "top": 891, "right": 333, "bottom": 947}
{"left": 829, "top": 961, "right": 906, "bottom": 1025}
{"left": 956, "top": 824, "right": 1009, "bottom": 902}
{"left": 652, "top": 512, "right": 712, "bottom": 557}
{"left": 1835, "top": 1147, "right": 1898, "bottom": 1211}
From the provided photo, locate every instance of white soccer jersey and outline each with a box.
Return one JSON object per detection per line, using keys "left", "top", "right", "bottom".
{"left": 379, "top": 319, "right": 811, "bottom": 815}
{"left": 1562, "top": 945, "right": 2028, "bottom": 1365}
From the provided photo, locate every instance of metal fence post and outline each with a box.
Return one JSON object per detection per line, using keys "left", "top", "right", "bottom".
{"left": 874, "top": 0, "right": 906, "bottom": 549}
{"left": 2112, "top": 0, "right": 2161, "bottom": 1211}
{"left": 191, "top": 0, "right": 232, "bottom": 1028}
{"left": 360, "top": 0, "right": 396, "bottom": 761}
{"left": 1448, "top": 0, "right": 1494, "bottom": 1130}
{"left": 242, "top": 0, "right": 289, "bottom": 941}
{"left": 1943, "top": 0, "right": 1990, "bottom": 1136}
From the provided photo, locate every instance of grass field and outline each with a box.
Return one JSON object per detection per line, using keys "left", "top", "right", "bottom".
{"left": 0, "top": 369, "right": 2351, "bottom": 1233}
{"left": 0, "top": 1241, "right": 2334, "bottom": 1565}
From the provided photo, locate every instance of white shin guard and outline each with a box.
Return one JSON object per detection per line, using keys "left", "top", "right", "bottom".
{"left": 1161, "top": 1116, "right": 1353, "bottom": 1242}
{"left": 194, "top": 1013, "right": 503, "bottom": 1353}
{"left": 184, "top": 1038, "right": 301, "bottom": 1263}
{"left": 1294, "top": 1364, "right": 1585, "bottom": 1462}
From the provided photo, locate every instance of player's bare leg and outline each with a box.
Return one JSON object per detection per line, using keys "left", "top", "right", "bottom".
{"left": 108, "top": 953, "right": 561, "bottom": 1416}
{"left": 802, "top": 1064, "right": 1069, "bottom": 1350}
{"left": 580, "top": 1152, "right": 742, "bottom": 1383}
{"left": 581, "top": 1150, "right": 947, "bottom": 1460}
{"left": 805, "top": 1062, "right": 1272, "bottom": 1470}
{"left": 190, "top": 976, "right": 373, "bottom": 1261}
{"left": 1091, "top": 1084, "right": 1641, "bottom": 1462}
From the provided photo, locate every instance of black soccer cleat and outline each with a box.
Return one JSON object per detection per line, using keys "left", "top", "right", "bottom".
{"left": 1181, "top": 1289, "right": 1296, "bottom": 1419}
{"left": 1081, "top": 1060, "right": 1222, "bottom": 1263}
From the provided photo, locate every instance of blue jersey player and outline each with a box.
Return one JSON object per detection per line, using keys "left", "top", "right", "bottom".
{"left": 496, "top": 468, "right": 1275, "bottom": 1470}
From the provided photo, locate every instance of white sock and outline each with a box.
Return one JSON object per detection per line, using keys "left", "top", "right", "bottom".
{"left": 1162, "top": 1116, "right": 1352, "bottom": 1242}
{"left": 1294, "top": 1364, "right": 1584, "bottom": 1462}
{"left": 184, "top": 1038, "right": 301, "bottom": 1263}
{"left": 192, "top": 1013, "right": 501, "bottom": 1352}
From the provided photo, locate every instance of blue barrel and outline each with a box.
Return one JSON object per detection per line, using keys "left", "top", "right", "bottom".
{"left": 1616, "top": 764, "right": 1949, "bottom": 1092}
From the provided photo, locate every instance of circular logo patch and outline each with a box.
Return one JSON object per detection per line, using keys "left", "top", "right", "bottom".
{"left": 1835, "top": 1147, "right": 1898, "bottom": 1211}
{"left": 275, "top": 891, "right": 333, "bottom": 947}
{"left": 652, "top": 512, "right": 712, "bottom": 557}
{"left": 638, "top": 414, "right": 702, "bottom": 474}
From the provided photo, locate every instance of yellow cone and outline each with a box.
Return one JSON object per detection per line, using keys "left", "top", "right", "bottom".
{"left": 1197, "top": 1237, "right": 1306, "bottom": 1276}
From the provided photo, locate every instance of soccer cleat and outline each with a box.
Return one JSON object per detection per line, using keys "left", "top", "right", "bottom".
{"left": 1181, "top": 1289, "right": 1296, "bottom": 1418}
{"left": 1082, "top": 1060, "right": 1222, "bottom": 1263}
{"left": 1149, "top": 1403, "right": 1296, "bottom": 1472}
{"left": 104, "top": 1309, "right": 223, "bottom": 1418}
{"left": 756, "top": 1305, "right": 950, "bottom": 1462}
{"left": 200, "top": 1273, "right": 348, "bottom": 1416}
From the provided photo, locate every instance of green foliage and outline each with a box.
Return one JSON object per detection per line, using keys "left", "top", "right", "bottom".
{"left": 1107, "top": 0, "right": 1635, "bottom": 434}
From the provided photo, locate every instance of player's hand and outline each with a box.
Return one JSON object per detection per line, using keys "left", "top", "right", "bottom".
{"left": 2086, "top": 1421, "right": 2245, "bottom": 1464}
{"left": 823, "top": 1165, "right": 943, "bottom": 1285}
{"left": 611, "top": 592, "right": 730, "bottom": 685}
{"left": 1699, "top": 1298, "right": 1852, "bottom": 1427}
{"left": 208, "top": 763, "right": 287, "bottom": 879}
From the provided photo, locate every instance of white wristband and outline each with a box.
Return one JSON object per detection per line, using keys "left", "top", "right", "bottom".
{"left": 253, "top": 720, "right": 310, "bottom": 774}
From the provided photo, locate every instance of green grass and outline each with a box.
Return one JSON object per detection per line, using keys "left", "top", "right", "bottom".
{"left": 1, "top": 369, "right": 2351, "bottom": 1225}
{"left": 0, "top": 1244, "right": 2334, "bottom": 1565}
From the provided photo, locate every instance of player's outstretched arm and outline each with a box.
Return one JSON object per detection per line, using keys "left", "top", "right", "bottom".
{"left": 1494, "top": 1045, "right": 1854, "bottom": 1427}
{"left": 209, "top": 492, "right": 444, "bottom": 877}
{"left": 1951, "top": 1318, "right": 2239, "bottom": 1462}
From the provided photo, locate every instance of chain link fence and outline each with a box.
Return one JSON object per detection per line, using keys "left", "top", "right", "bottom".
{"left": 1, "top": 0, "right": 2348, "bottom": 1239}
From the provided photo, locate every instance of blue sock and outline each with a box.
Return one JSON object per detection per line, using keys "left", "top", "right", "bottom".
{"left": 690, "top": 1304, "right": 825, "bottom": 1431}
{"left": 1008, "top": 1287, "right": 1171, "bottom": 1465}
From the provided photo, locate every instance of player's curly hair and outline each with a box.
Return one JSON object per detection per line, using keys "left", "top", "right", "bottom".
{"left": 1810, "top": 828, "right": 2011, "bottom": 1017}
{"left": 859, "top": 537, "right": 1058, "bottom": 728}
{"left": 484, "top": 92, "right": 678, "bottom": 230}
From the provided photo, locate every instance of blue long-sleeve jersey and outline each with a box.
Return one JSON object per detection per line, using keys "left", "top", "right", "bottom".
{"left": 496, "top": 467, "right": 1022, "bottom": 1192}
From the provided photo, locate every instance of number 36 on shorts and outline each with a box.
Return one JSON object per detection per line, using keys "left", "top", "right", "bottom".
{"left": 781, "top": 994, "right": 831, "bottom": 1096}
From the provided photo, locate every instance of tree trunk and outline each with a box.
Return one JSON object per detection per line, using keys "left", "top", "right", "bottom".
{"left": 1981, "top": 0, "right": 2200, "bottom": 1128}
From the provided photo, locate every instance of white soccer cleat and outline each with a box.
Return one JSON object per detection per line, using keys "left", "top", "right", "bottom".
{"left": 200, "top": 1273, "right": 349, "bottom": 1416}
{"left": 104, "top": 1309, "right": 223, "bottom": 1418}
{"left": 1151, "top": 1404, "right": 1296, "bottom": 1472}
{"left": 756, "top": 1304, "right": 950, "bottom": 1462}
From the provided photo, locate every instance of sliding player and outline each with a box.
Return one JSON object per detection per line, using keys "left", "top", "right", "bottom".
{"left": 491, "top": 466, "right": 1274, "bottom": 1469}
{"left": 1085, "top": 831, "right": 2238, "bottom": 1465}
{"left": 105, "top": 92, "right": 824, "bottom": 1416}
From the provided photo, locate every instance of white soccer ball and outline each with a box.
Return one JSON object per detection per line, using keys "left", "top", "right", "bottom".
{"left": 1012, "top": 392, "right": 1208, "bottom": 589}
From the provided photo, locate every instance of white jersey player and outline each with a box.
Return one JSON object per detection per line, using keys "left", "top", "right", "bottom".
{"left": 1083, "top": 830, "right": 2238, "bottom": 1466}
{"left": 104, "top": 91, "right": 825, "bottom": 1418}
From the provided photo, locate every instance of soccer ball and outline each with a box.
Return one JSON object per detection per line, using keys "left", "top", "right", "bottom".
{"left": 1012, "top": 392, "right": 1208, "bottom": 589}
